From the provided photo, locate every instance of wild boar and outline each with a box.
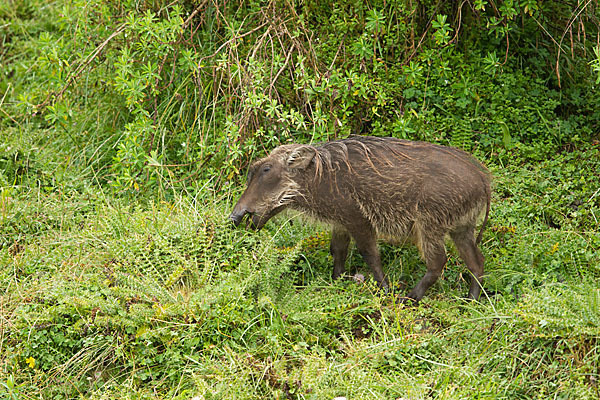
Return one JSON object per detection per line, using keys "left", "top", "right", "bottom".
{"left": 230, "top": 136, "right": 491, "bottom": 301}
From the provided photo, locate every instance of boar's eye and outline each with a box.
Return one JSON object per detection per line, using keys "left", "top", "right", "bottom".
{"left": 262, "top": 165, "right": 272, "bottom": 173}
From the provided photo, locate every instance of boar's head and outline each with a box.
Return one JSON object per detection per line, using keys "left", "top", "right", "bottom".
{"left": 229, "top": 144, "right": 317, "bottom": 229}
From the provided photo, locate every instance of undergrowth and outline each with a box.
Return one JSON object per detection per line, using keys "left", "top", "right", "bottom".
{"left": 1, "top": 0, "right": 600, "bottom": 399}
{"left": 1, "top": 148, "right": 599, "bottom": 398}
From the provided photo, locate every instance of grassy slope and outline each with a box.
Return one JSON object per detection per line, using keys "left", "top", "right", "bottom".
{"left": 1, "top": 139, "right": 599, "bottom": 399}
{"left": 1, "top": 1, "right": 599, "bottom": 398}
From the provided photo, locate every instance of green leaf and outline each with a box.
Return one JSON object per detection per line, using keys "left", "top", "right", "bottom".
{"left": 500, "top": 121, "right": 512, "bottom": 149}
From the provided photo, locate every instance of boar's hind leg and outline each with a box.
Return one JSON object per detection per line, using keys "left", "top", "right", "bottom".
{"left": 330, "top": 226, "right": 351, "bottom": 280}
{"left": 351, "top": 229, "right": 389, "bottom": 290}
{"left": 406, "top": 239, "right": 447, "bottom": 302}
{"left": 450, "top": 228, "right": 484, "bottom": 300}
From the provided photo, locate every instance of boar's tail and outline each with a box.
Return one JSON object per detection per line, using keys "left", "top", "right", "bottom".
{"left": 476, "top": 194, "right": 491, "bottom": 245}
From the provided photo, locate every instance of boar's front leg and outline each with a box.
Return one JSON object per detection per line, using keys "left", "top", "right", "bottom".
{"left": 330, "top": 226, "right": 350, "bottom": 280}
{"left": 350, "top": 228, "right": 389, "bottom": 291}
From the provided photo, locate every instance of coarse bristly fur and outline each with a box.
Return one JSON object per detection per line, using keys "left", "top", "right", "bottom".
{"left": 230, "top": 136, "right": 492, "bottom": 302}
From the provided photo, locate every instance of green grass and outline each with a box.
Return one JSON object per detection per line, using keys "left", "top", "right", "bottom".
{"left": 1, "top": 147, "right": 599, "bottom": 399}
{"left": 2, "top": 1, "right": 600, "bottom": 398}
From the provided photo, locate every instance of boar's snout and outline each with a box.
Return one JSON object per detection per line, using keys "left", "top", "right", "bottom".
{"left": 229, "top": 207, "right": 249, "bottom": 227}
{"left": 229, "top": 203, "right": 263, "bottom": 229}
{"left": 229, "top": 205, "right": 269, "bottom": 230}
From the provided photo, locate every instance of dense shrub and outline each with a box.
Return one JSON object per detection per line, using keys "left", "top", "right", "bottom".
{"left": 1, "top": 0, "right": 599, "bottom": 195}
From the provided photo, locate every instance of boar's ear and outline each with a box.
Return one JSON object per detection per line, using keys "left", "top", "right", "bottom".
{"left": 285, "top": 145, "right": 316, "bottom": 170}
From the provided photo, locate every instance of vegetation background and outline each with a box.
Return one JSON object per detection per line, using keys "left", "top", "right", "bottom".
{"left": 1, "top": 0, "right": 599, "bottom": 398}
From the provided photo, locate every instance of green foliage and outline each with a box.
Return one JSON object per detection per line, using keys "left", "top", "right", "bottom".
{"left": 591, "top": 46, "right": 600, "bottom": 83}
{"left": 2, "top": 152, "right": 599, "bottom": 398}
{"left": 518, "top": 283, "right": 600, "bottom": 336}
{"left": 2, "top": 0, "right": 599, "bottom": 193}
{"left": 1, "top": 0, "right": 600, "bottom": 398}
{"left": 1, "top": 196, "right": 304, "bottom": 398}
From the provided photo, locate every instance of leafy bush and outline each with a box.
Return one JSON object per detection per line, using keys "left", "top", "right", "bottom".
{"left": 2, "top": 0, "right": 599, "bottom": 194}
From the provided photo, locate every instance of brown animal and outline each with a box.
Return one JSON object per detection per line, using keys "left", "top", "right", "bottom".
{"left": 230, "top": 136, "right": 491, "bottom": 301}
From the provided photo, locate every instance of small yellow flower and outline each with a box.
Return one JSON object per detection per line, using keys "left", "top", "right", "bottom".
{"left": 26, "top": 356, "right": 35, "bottom": 368}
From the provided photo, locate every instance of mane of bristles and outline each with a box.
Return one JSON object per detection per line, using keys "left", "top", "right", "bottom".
{"left": 265, "top": 137, "right": 488, "bottom": 188}
{"left": 312, "top": 136, "right": 490, "bottom": 178}
{"left": 310, "top": 136, "right": 414, "bottom": 178}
